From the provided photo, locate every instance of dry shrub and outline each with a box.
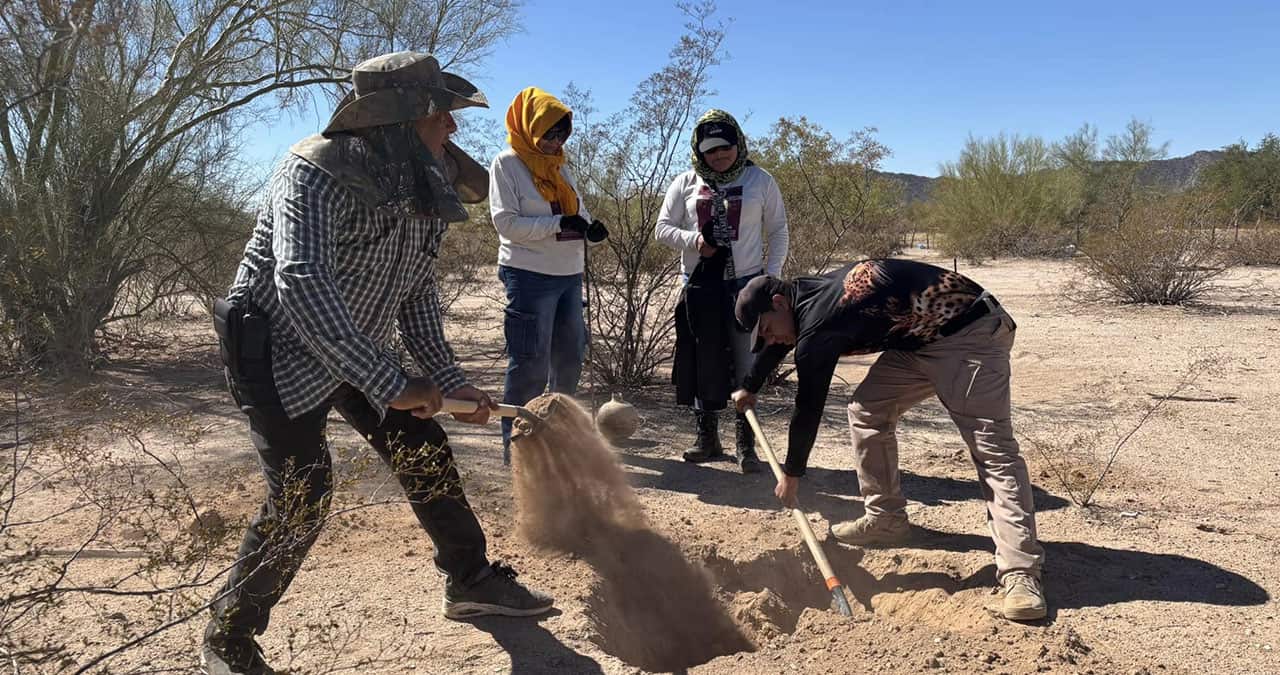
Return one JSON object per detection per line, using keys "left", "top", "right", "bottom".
{"left": 1224, "top": 224, "right": 1280, "bottom": 266}
{"left": 1078, "top": 195, "right": 1228, "bottom": 304}
{"left": 437, "top": 214, "right": 499, "bottom": 316}
{"left": 1024, "top": 357, "right": 1221, "bottom": 507}
{"left": 755, "top": 118, "right": 907, "bottom": 276}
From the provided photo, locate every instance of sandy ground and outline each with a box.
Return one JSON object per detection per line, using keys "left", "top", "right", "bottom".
{"left": 7, "top": 251, "right": 1279, "bottom": 674}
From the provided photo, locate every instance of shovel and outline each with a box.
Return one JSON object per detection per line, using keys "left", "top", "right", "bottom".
{"left": 743, "top": 407, "right": 854, "bottom": 617}
{"left": 439, "top": 397, "right": 545, "bottom": 428}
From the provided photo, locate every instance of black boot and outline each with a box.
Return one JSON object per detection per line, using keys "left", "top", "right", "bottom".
{"left": 736, "top": 413, "right": 761, "bottom": 474}
{"left": 682, "top": 410, "right": 727, "bottom": 463}
{"left": 201, "top": 619, "right": 274, "bottom": 674}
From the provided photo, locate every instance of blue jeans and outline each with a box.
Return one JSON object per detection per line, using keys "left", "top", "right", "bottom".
{"left": 498, "top": 265, "right": 586, "bottom": 462}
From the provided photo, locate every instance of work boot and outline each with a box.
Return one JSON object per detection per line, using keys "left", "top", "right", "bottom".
{"left": 736, "top": 413, "right": 761, "bottom": 474}
{"left": 682, "top": 410, "right": 728, "bottom": 463}
{"left": 201, "top": 619, "right": 274, "bottom": 675}
{"left": 994, "top": 571, "right": 1047, "bottom": 621}
{"left": 443, "top": 561, "right": 555, "bottom": 620}
{"left": 830, "top": 514, "right": 911, "bottom": 547}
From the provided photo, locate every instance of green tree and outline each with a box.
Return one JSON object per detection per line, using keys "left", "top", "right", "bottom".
{"left": 754, "top": 117, "right": 905, "bottom": 275}
{"left": 928, "top": 133, "right": 1075, "bottom": 262}
{"left": 1199, "top": 133, "right": 1280, "bottom": 232}
{"left": 1055, "top": 118, "right": 1170, "bottom": 241}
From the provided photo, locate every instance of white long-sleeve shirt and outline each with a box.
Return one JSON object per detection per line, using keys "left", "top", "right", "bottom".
{"left": 654, "top": 165, "right": 789, "bottom": 278}
{"left": 489, "top": 148, "right": 595, "bottom": 276}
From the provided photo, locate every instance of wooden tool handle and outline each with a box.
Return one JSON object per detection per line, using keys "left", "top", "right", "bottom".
{"left": 744, "top": 408, "right": 855, "bottom": 616}
{"left": 439, "top": 398, "right": 525, "bottom": 419}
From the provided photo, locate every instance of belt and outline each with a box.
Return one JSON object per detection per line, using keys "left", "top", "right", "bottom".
{"left": 938, "top": 292, "right": 1000, "bottom": 337}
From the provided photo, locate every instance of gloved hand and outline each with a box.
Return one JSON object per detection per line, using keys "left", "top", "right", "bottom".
{"left": 586, "top": 219, "right": 610, "bottom": 243}
{"left": 559, "top": 214, "right": 590, "bottom": 234}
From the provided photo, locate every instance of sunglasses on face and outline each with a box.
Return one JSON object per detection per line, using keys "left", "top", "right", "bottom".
{"left": 541, "top": 127, "right": 571, "bottom": 143}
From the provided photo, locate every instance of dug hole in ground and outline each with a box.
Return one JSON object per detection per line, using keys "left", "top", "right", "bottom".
{"left": 510, "top": 393, "right": 1107, "bottom": 673}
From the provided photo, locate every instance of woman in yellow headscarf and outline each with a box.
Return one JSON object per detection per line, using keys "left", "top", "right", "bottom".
{"left": 489, "top": 87, "right": 609, "bottom": 463}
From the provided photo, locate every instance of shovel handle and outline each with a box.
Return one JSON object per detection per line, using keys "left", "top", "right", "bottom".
{"left": 744, "top": 407, "right": 855, "bottom": 617}
{"left": 439, "top": 398, "right": 526, "bottom": 420}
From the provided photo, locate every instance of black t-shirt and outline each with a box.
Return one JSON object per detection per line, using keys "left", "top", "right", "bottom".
{"left": 743, "top": 259, "right": 986, "bottom": 476}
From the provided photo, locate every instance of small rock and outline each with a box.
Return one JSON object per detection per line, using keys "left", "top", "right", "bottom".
{"left": 1264, "top": 644, "right": 1273, "bottom": 652}
{"left": 924, "top": 656, "right": 942, "bottom": 669}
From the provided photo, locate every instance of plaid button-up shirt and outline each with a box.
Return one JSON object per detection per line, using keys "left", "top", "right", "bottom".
{"left": 228, "top": 154, "right": 468, "bottom": 419}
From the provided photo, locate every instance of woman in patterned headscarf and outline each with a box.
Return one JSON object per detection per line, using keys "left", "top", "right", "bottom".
{"left": 490, "top": 87, "right": 609, "bottom": 464}
{"left": 655, "top": 109, "right": 790, "bottom": 473}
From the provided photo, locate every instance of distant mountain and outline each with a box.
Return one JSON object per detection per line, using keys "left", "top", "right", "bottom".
{"left": 879, "top": 149, "right": 1226, "bottom": 203}
{"left": 1136, "top": 150, "right": 1225, "bottom": 189}
{"left": 878, "top": 171, "right": 938, "bottom": 203}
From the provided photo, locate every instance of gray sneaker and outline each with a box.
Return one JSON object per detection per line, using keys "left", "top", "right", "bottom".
{"left": 995, "top": 571, "right": 1047, "bottom": 621}
{"left": 830, "top": 514, "right": 911, "bottom": 547}
{"left": 443, "top": 561, "right": 555, "bottom": 620}
{"left": 201, "top": 620, "right": 275, "bottom": 675}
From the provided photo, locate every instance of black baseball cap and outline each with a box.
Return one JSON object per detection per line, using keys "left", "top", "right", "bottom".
{"left": 696, "top": 121, "right": 739, "bottom": 153}
{"left": 735, "top": 275, "right": 789, "bottom": 352}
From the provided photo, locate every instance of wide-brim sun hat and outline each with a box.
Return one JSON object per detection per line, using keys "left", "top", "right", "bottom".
{"left": 321, "top": 51, "right": 490, "bottom": 203}
{"left": 323, "top": 51, "right": 488, "bottom": 133}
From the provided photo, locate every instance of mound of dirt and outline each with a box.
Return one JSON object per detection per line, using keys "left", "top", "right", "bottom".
{"left": 511, "top": 393, "right": 754, "bottom": 672}
{"left": 730, "top": 589, "right": 790, "bottom": 641}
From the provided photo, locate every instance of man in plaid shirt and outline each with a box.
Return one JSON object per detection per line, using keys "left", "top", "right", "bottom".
{"left": 204, "top": 53, "right": 552, "bottom": 675}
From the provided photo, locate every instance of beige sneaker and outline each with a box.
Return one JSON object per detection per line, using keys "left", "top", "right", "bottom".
{"left": 997, "top": 571, "right": 1047, "bottom": 621}
{"left": 830, "top": 515, "right": 911, "bottom": 546}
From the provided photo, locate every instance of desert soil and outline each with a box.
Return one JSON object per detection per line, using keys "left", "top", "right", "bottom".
{"left": 9, "top": 251, "right": 1279, "bottom": 674}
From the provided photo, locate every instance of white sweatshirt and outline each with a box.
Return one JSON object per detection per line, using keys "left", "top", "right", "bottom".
{"left": 489, "top": 148, "right": 595, "bottom": 277}
{"left": 654, "top": 165, "right": 789, "bottom": 278}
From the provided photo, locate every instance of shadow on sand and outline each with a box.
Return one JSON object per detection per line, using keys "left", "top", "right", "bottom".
{"left": 465, "top": 610, "right": 604, "bottom": 675}
{"left": 618, "top": 451, "right": 1070, "bottom": 525}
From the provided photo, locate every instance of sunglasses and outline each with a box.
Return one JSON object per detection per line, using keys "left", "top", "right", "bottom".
{"left": 541, "top": 126, "right": 571, "bottom": 143}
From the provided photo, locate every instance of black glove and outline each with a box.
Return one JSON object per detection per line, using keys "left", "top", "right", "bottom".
{"left": 700, "top": 225, "right": 719, "bottom": 248}
{"left": 559, "top": 214, "right": 589, "bottom": 234}
{"left": 586, "top": 219, "right": 610, "bottom": 243}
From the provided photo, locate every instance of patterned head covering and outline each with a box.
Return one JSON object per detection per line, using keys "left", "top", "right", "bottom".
{"left": 691, "top": 109, "right": 750, "bottom": 185}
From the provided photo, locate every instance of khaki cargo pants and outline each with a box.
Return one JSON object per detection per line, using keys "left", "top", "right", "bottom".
{"left": 848, "top": 307, "right": 1044, "bottom": 579}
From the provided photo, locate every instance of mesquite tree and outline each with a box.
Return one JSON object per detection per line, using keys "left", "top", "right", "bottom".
{"left": 0, "top": 0, "right": 518, "bottom": 371}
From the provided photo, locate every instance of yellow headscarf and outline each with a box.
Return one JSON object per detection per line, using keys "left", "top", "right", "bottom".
{"left": 505, "top": 87, "right": 579, "bottom": 216}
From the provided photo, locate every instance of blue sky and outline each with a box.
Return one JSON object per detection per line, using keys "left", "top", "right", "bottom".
{"left": 246, "top": 0, "right": 1280, "bottom": 177}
